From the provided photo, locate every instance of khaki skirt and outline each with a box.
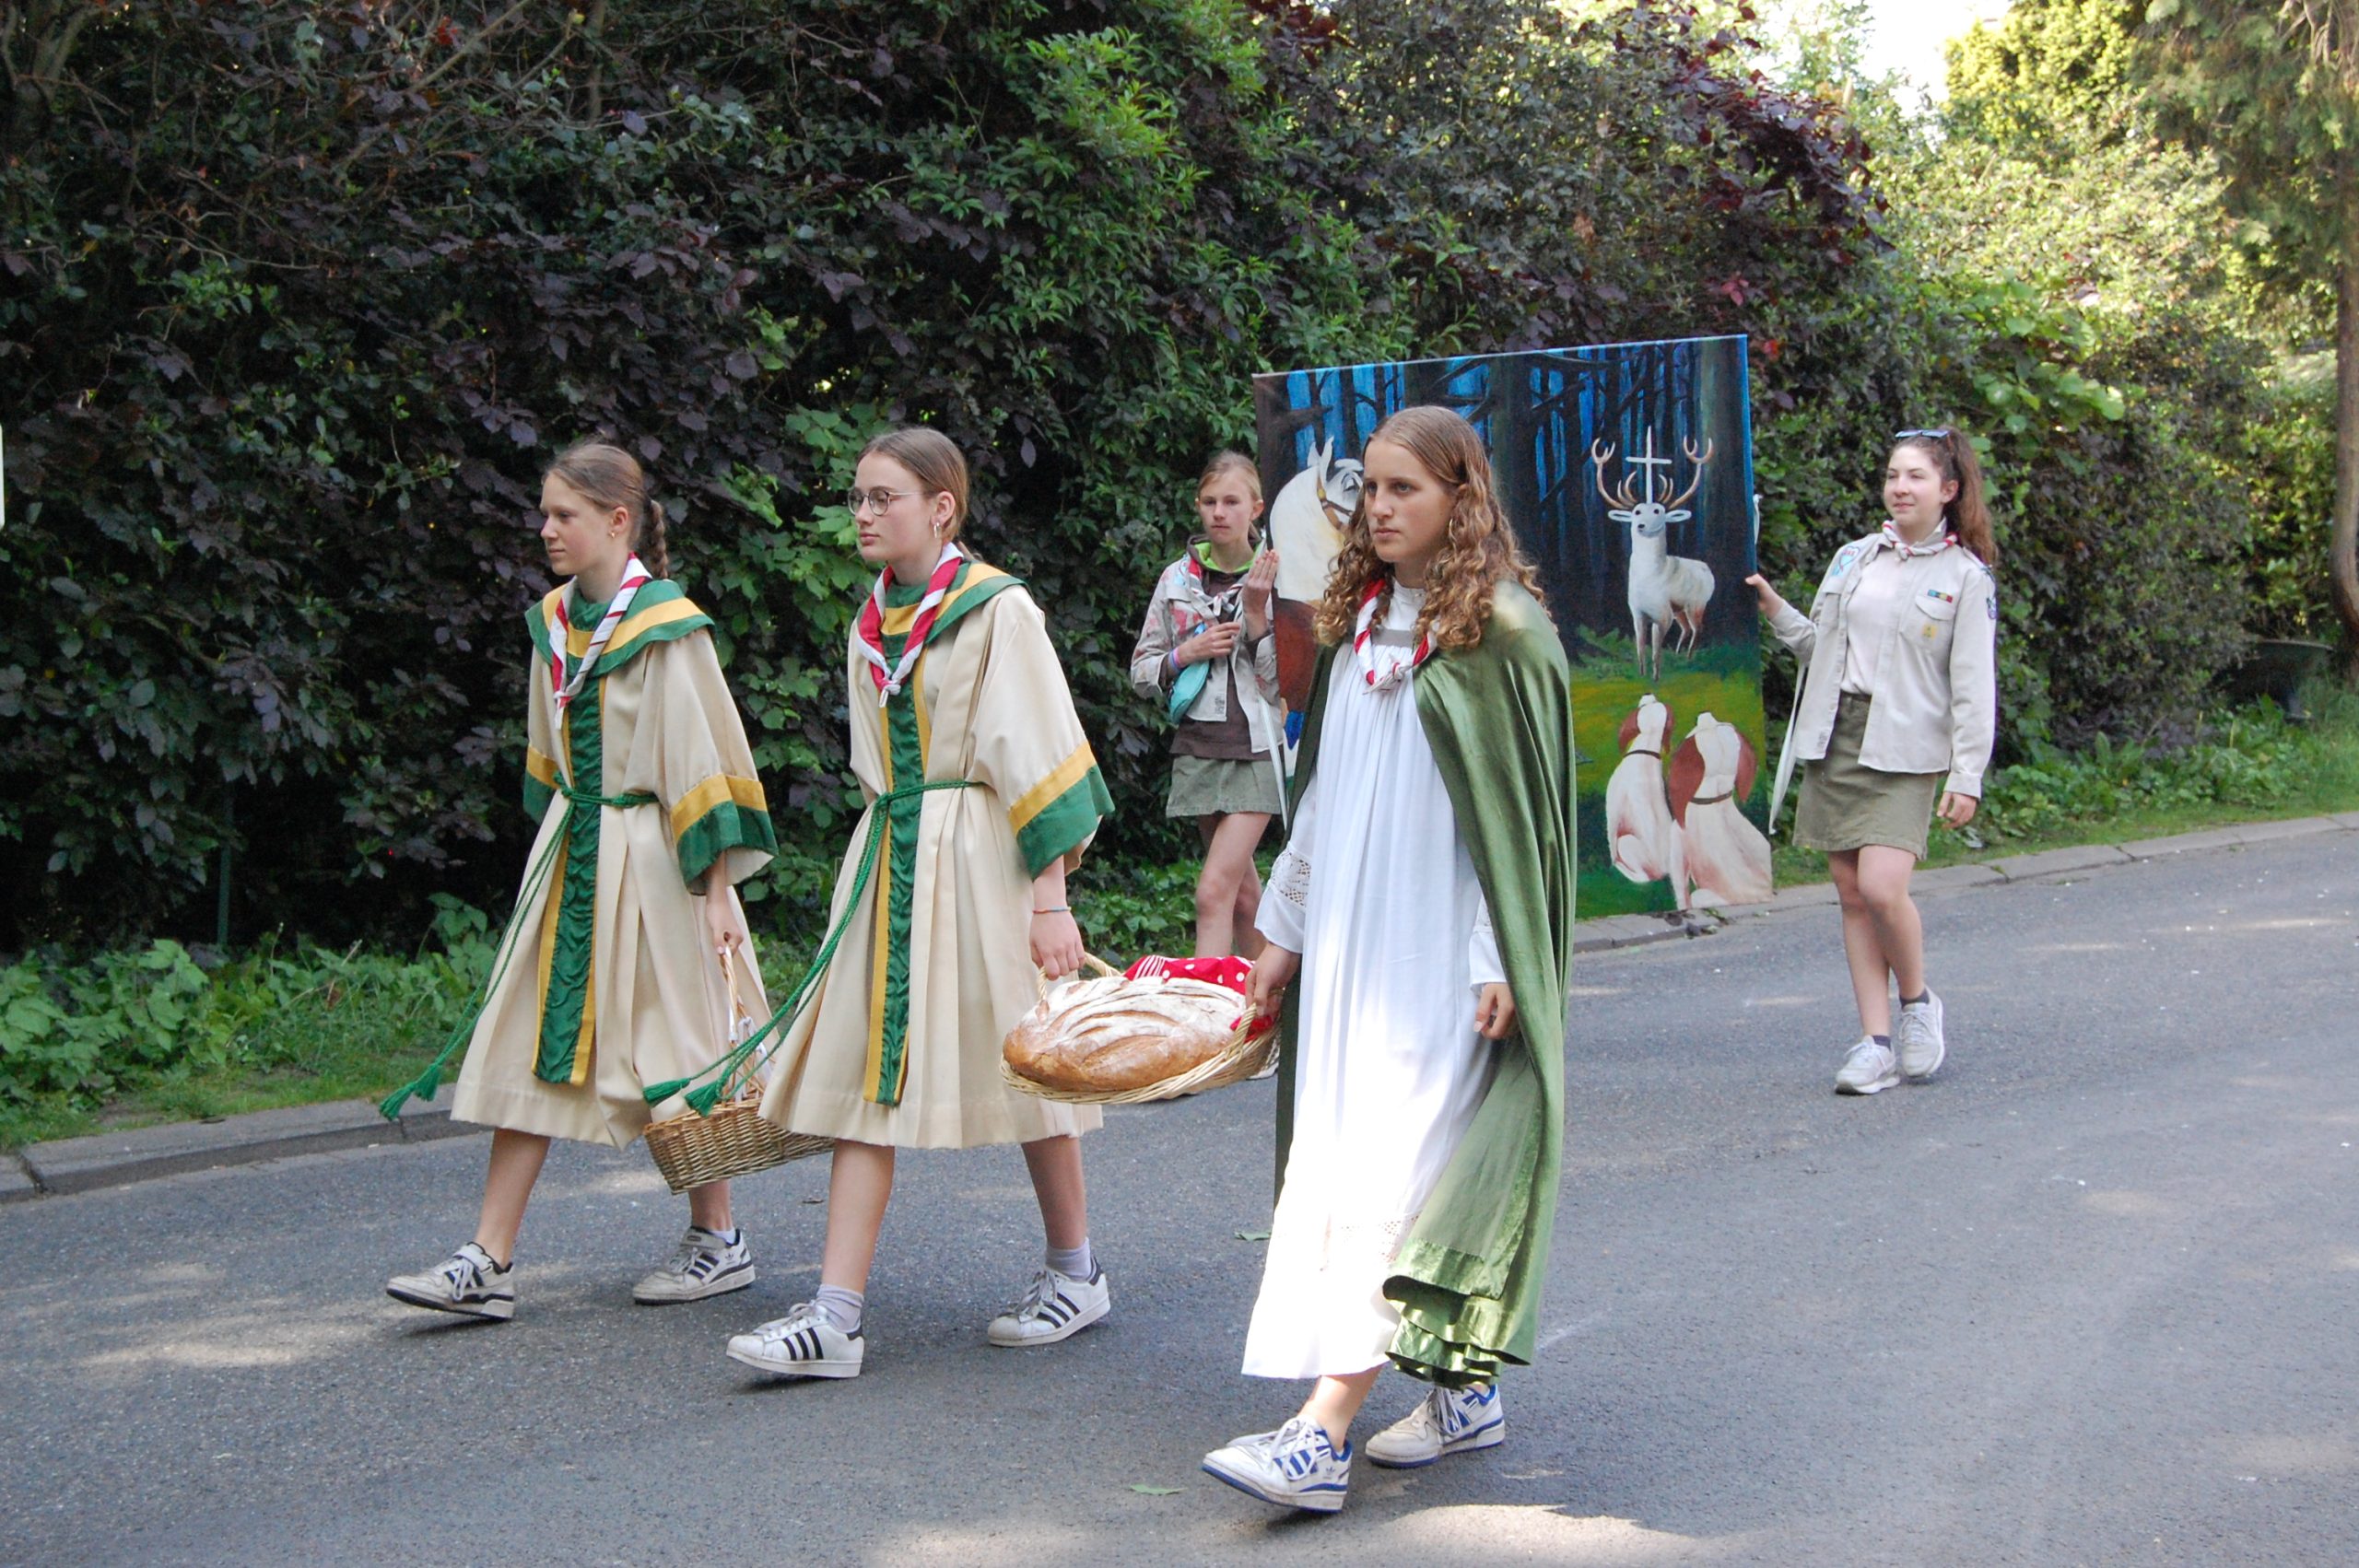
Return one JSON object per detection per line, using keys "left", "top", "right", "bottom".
{"left": 1794, "top": 695, "right": 1942, "bottom": 859}
{"left": 1167, "top": 753, "right": 1284, "bottom": 819}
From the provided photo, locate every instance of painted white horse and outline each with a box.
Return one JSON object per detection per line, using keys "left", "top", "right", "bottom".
{"left": 1269, "top": 435, "right": 1360, "bottom": 605}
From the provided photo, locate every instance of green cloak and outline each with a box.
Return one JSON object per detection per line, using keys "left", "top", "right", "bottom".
{"left": 1274, "top": 580, "right": 1576, "bottom": 1387}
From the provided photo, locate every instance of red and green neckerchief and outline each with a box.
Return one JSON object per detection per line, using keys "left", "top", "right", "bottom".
{"left": 1352, "top": 578, "right": 1432, "bottom": 691}
{"left": 546, "top": 555, "right": 653, "bottom": 757}
{"left": 855, "top": 544, "right": 963, "bottom": 705}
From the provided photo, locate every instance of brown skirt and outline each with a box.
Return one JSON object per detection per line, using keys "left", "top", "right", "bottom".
{"left": 1794, "top": 695, "right": 1942, "bottom": 858}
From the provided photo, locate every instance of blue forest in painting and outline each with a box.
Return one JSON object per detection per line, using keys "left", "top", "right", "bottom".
{"left": 1253, "top": 335, "right": 1774, "bottom": 919}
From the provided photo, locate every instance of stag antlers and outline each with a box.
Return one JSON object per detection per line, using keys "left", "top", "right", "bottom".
{"left": 1590, "top": 434, "right": 1715, "bottom": 514}
{"left": 1663, "top": 438, "right": 1714, "bottom": 512}
{"left": 1590, "top": 439, "right": 1639, "bottom": 511}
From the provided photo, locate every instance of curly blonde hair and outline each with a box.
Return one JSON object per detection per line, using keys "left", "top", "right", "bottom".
{"left": 1310, "top": 405, "right": 1543, "bottom": 653}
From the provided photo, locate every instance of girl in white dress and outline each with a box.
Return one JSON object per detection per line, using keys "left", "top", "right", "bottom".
{"left": 1202, "top": 407, "right": 1577, "bottom": 1513}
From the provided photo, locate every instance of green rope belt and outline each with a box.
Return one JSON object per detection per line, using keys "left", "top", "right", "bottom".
{"left": 377, "top": 782, "right": 657, "bottom": 1121}
{"left": 639, "top": 778, "right": 977, "bottom": 1118}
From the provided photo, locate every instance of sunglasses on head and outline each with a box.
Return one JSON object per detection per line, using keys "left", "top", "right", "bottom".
{"left": 1894, "top": 427, "right": 1951, "bottom": 440}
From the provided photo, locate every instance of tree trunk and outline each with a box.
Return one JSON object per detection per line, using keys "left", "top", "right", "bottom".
{"left": 2335, "top": 150, "right": 2359, "bottom": 675}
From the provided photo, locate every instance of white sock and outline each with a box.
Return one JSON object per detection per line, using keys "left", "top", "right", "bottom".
{"left": 814, "top": 1284, "right": 863, "bottom": 1334}
{"left": 1047, "top": 1240, "right": 1095, "bottom": 1280}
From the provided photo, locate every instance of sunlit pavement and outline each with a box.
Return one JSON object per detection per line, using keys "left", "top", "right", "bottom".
{"left": 5, "top": 834, "right": 2355, "bottom": 1567}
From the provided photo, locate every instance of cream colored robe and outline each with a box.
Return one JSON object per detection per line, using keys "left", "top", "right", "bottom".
{"left": 761, "top": 565, "right": 1113, "bottom": 1148}
{"left": 453, "top": 584, "right": 776, "bottom": 1148}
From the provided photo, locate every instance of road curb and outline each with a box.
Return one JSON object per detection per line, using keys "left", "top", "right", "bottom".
{"left": 9, "top": 812, "right": 2352, "bottom": 1203}
{"left": 1589, "top": 809, "right": 2359, "bottom": 950}
{"left": 11, "top": 1096, "right": 478, "bottom": 1200}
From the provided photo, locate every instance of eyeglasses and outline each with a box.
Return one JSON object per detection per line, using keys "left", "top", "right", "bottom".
{"left": 844, "top": 487, "right": 928, "bottom": 514}
{"left": 1894, "top": 427, "right": 1952, "bottom": 441}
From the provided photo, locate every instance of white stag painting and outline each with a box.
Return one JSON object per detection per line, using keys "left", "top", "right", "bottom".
{"left": 1591, "top": 431, "right": 1716, "bottom": 682}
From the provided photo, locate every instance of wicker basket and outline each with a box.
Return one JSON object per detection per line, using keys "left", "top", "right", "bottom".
{"left": 1000, "top": 954, "right": 1279, "bottom": 1106}
{"left": 644, "top": 950, "right": 831, "bottom": 1193}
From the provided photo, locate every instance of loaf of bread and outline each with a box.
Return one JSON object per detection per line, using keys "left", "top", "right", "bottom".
{"left": 1003, "top": 976, "right": 1243, "bottom": 1094}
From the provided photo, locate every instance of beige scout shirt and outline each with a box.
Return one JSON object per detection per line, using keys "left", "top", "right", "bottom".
{"left": 1769, "top": 530, "right": 2000, "bottom": 797}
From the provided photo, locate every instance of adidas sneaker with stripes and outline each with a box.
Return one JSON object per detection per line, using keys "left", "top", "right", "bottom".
{"left": 726, "top": 1304, "right": 865, "bottom": 1379}
{"left": 986, "top": 1262, "right": 1111, "bottom": 1347}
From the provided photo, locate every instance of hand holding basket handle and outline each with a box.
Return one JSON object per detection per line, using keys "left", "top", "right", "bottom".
{"left": 1246, "top": 944, "right": 1297, "bottom": 1026}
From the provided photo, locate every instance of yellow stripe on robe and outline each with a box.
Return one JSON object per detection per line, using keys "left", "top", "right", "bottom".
{"left": 1007, "top": 745, "right": 1097, "bottom": 834}
{"left": 566, "top": 595, "right": 705, "bottom": 657}
{"left": 878, "top": 565, "right": 1012, "bottom": 638}
{"left": 667, "top": 774, "right": 770, "bottom": 843}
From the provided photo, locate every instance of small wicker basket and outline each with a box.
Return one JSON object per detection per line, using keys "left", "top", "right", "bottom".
{"left": 644, "top": 949, "right": 830, "bottom": 1193}
{"left": 1000, "top": 954, "right": 1279, "bottom": 1106}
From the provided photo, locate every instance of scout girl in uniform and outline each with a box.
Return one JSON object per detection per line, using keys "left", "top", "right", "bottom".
{"left": 1202, "top": 406, "right": 1577, "bottom": 1512}
{"left": 385, "top": 440, "right": 779, "bottom": 1320}
{"left": 1745, "top": 426, "right": 1999, "bottom": 1094}
{"left": 1129, "top": 451, "right": 1285, "bottom": 956}
{"left": 723, "top": 427, "right": 1116, "bottom": 1380}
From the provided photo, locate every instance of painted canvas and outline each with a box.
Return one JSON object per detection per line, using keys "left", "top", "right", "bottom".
{"left": 1252, "top": 334, "right": 1771, "bottom": 919}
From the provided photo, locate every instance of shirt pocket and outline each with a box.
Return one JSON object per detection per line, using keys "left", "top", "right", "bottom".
{"left": 1907, "top": 587, "right": 1960, "bottom": 657}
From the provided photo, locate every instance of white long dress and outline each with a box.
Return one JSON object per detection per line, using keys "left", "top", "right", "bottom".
{"left": 1243, "top": 586, "right": 1504, "bottom": 1379}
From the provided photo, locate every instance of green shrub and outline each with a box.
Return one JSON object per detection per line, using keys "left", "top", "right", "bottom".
{"left": 0, "top": 896, "right": 492, "bottom": 1111}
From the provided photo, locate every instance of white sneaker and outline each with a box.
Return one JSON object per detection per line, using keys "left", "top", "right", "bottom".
{"left": 1835, "top": 1036, "right": 1900, "bottom": 1095}
{"left": 986, "top": 1262, "right": 1110, "bottom": 1347}
{"left": 386, "top": 1243, "right": 514, "bottom": 1321}
{"left": 632, "top": 1226, "right": 755, "bottom": 1304}
{"left": 725, "top": 1303, "right": 864, "bottom": 1379}
{"left": 1895, "top": 991, "right": 1946, "bottom": 1081}
{"left": 1202, "top": 1416, "right": 1353, "bottom": 1513}
{"left": 1362, "top": 1382, "right": 1506, "bottom": 1469}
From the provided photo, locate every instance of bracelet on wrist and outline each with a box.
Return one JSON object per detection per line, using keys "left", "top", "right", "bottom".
{"left": 1032, "top": 904, "right": 1070, "bottom": 915}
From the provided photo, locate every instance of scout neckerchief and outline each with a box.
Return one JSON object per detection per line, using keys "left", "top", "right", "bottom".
{"left": 1878, "top": 520, "right": 1956, "bottom": 558}
{"left": 855, "top": 544, "right": 963, "bottom": 705}
{"left": 1352, "top": 577, "right": 1432, "bottom": 691}
{"left": 546, "top": 556, "right": 653, "bottom": 763}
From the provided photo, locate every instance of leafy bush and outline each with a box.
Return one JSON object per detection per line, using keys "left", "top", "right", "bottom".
{"left": 1976, "top": 687, "right": 2359, "bottom": 840}
{"left": 0, "top": 896, "right": 492, "bottom": 1110}
{"left": 0, "top": 0, "right": 1887, "bottom": 953}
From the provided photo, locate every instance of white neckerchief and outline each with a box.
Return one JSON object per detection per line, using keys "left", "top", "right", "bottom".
{"left": 547, "top": 556, "right": 653, "bottom": 746}
{"left": 1879, "top": 520, "right": 1955, "bottom": 558}
{"left": 1353, "top": 580, "right": 1429, "bottom": 692}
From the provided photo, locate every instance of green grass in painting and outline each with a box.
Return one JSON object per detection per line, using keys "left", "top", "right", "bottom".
{"left": 1570, "top": 638, "right": 1768, "bottom": 918}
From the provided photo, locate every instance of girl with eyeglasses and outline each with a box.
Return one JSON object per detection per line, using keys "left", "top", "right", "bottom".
{"left": 1129, "top": 451, "right": 1286, "bottom": 956}
{"left": 1744, "top": 427, "right": 2000, "bottom": 1095}
{"left": 723, "top": 427, "right": 1117, "bottom": 1380}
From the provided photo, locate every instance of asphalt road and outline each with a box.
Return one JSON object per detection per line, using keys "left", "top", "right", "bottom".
{"left": 4, "top": 834, "right": 2355, "bottom": 1567}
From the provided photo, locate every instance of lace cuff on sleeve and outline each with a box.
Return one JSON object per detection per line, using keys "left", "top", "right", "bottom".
{"left": 1258, "top": 843, "right": 1310, "bottom": 953}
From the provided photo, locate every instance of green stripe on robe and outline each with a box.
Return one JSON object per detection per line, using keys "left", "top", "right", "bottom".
{"left": 675, "top": 799, "right": 780, "bottom": 887}
{"left": 1014, "top": 767, "right": 1115, "bottom": 877}
{"left": 534, "top": 674, "right": 604, "bottom": 1083}
{"left": 870, "top": 628, "right": 927, "bottom": 1106}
